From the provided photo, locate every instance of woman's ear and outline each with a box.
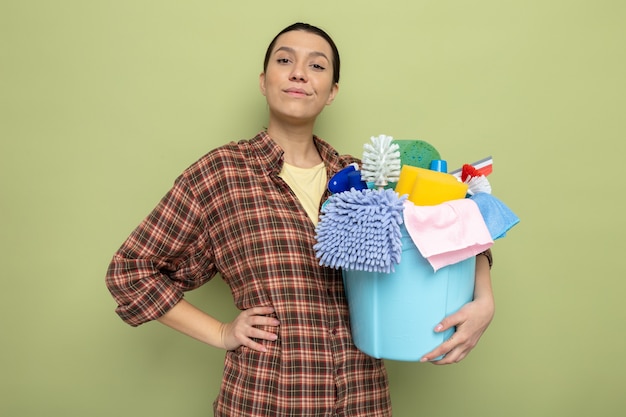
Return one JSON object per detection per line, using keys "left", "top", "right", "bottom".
{"left": 259, "top": 72, "right": 267, "bottom": 96}
{"left": 326, "top": 83, "right": 339, "bottom": 105}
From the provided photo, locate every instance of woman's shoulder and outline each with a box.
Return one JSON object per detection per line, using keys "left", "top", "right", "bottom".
{"left": 178, "top": 132, "right": 275, "bottom": 186}
{"left": 314, "top": 135, "right": 360, "bottom": 170}
{"left": 187, "top": 134, "right": 263, "bottom": 168}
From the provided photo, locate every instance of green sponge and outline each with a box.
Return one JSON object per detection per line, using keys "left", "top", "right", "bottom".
{"left": 393, "top": 139, "right": 441, "bottom": 169}
{"left": 384, "top": 139, "right": 441, "bottom": 189}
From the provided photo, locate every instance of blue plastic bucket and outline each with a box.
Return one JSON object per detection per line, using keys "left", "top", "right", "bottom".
{"left": 343, "top": 224, "right": 475, "bottom": 361}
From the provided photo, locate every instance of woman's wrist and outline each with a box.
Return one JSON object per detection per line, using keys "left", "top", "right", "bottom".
{"left": 477, "top": 249, "right": 493, "bottom": 269}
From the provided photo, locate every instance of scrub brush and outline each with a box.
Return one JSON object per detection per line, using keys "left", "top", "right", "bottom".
{"left": 461, "top": 164, "right": 492, "bottom": 195}
{"left": 361, "top": 134, "right": 401, "bottom": 188}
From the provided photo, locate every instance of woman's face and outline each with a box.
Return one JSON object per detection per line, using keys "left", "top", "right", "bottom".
{"left": 260, "top": 30, "right": 338, "bottom": 126}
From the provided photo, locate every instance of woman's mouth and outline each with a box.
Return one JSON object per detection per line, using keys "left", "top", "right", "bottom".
{"left": 284, "top": 88, "right": 310, "bottom": 97}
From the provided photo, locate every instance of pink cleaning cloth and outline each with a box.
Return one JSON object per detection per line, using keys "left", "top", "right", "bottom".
{"left": 403, "top": 199, "right": 493, "bottom": 271}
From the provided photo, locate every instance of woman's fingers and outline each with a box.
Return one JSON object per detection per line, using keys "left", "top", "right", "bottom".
{"left": 222, "top": 306, "right": 280, "bottom": 352}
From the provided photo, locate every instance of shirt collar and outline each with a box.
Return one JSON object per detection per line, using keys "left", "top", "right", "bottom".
{"left": 251, "top": 131, "right": 344, "bottom": 176}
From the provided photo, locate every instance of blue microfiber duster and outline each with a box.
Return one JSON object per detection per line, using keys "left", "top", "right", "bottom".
{"left": 469, "top": 192, "right": 520, "bottom": 240}
{"left": 314, "top": 188, "right": 407, "bottom": 273}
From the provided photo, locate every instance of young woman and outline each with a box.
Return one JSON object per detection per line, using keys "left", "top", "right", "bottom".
{"left": 106, "top": 22, "right": 495, "bottom": 417}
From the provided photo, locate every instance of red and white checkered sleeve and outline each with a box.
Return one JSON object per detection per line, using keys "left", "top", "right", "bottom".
{"left": 105, "top": 174, "right": 217, "bottom": 326}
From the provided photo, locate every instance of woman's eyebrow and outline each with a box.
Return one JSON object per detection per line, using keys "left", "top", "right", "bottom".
{"left": 274, "top": 46, "right": 329, "bottom": 61}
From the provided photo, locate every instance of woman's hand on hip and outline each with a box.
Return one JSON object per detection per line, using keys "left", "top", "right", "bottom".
{"left": 220, "top": 306, "right": 280, "bottom": 352}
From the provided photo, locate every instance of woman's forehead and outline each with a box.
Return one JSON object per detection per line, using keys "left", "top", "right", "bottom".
{"left": 271, "top": 30, "right": 333, "bottom": 58}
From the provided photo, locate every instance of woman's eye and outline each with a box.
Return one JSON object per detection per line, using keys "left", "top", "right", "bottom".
{"left": 311, "top": 63, "right": 326, "bottom": 70}
{"left": 277, "top": 58, "right": 291, "bottom": 64}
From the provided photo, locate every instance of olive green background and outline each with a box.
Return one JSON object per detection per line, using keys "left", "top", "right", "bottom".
{"left": 2, "top": 0, "right": 625, "bottom": 416}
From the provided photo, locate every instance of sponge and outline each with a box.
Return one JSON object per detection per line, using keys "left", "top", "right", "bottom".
{"left": 395, "top": 166, "right": 468, "bottom": 206}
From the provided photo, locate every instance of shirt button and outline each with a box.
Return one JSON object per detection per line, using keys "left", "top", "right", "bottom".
{"left": 331, "top": 329, "right": 337, "bottom": 335}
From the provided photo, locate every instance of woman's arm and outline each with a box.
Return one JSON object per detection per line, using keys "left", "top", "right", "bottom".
{"left": 157, "top": 300, "right": 280, "bottom": 352}
{"left": 420, "top": 253, "right": 495, "bottom": 364}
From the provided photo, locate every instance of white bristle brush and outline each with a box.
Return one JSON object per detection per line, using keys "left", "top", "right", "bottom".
{"left": 361, "top": 134, "right": 401, "bottom": 188}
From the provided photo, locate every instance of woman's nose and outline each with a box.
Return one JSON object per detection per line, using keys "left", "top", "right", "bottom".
{"left": 289, "top": 64, "right": 307, "bottom": 82}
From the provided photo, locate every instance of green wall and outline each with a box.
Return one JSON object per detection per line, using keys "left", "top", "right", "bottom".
{"left": 2, "top": 1, "right": 625, "bottom": 416}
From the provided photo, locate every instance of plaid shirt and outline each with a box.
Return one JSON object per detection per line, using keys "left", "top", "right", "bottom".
{"left": 106, "top": 131, "right": 392, "bottom": 416}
